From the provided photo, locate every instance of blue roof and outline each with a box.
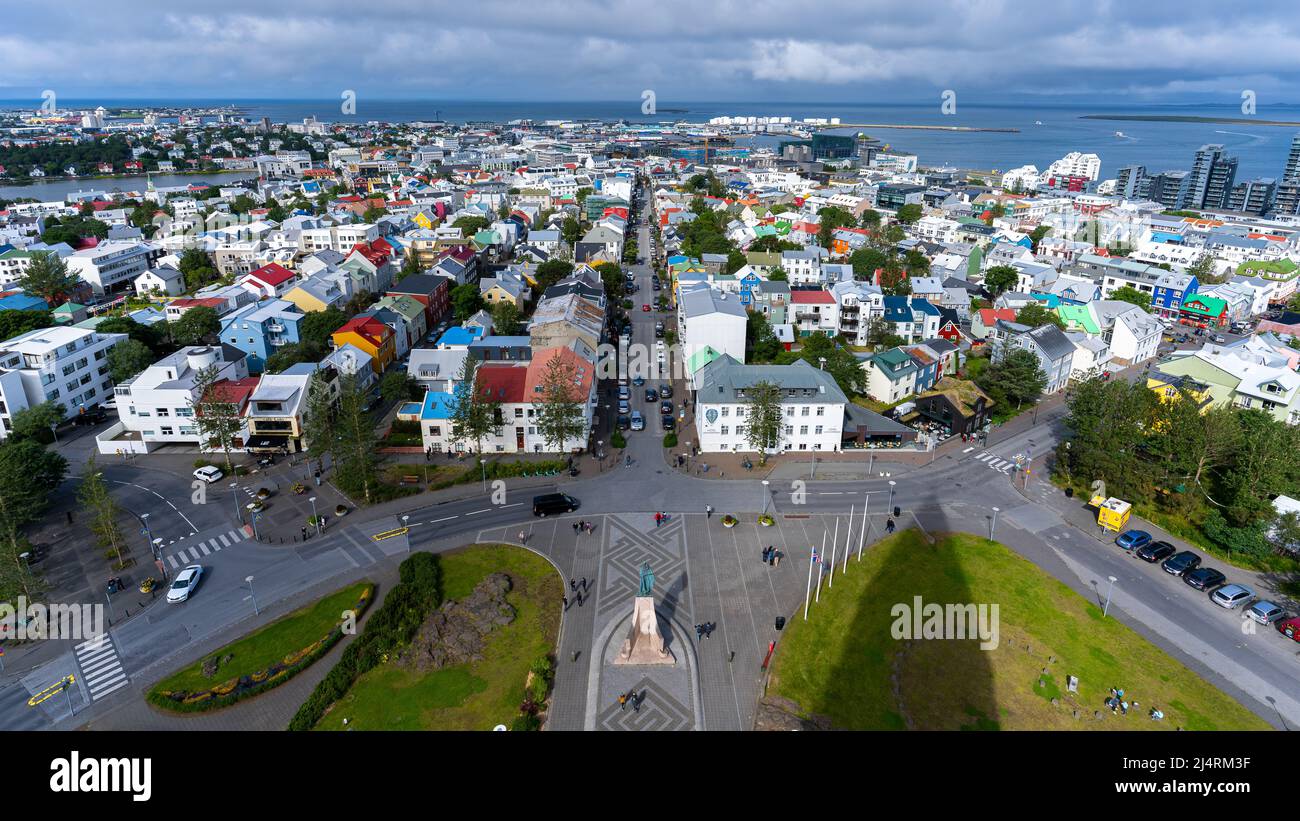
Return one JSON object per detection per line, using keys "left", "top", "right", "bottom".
{"left": 882, "top": 295, "right": 912, "bottom": 321}
{"left": 0, "top": 293, "right": 49, "bottom": 312}
{"left": 910, "top": 298, "right": 940, "bottom": 316}
{"left": 420, "top": 390, "right": 456, "bottom": 420}
{"left": 436, "top": 326, "right": 486, "bottom": 347}
{"left": 281, "top": 363, "right": 319, "bottom": 376}
{"left": 1031, "top": 293, "right": 1062, "bottom": 308}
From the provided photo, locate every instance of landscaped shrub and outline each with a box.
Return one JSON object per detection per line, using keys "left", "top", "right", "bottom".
{"left": 662, "top": 433, "right": 678, "bottom": 448}
{"left": 611, "top": 431, "right": 626, "bottom": 449}
{"left": 289, "top": 553, "right": 443, "bottom": 730}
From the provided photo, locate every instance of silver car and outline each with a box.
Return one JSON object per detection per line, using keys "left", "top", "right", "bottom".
{"left": 1246, "top": 600, "right": 1286, "bottom": 624}
{"left": 1210, "top": 583, "right": 1255, "bottom": 609}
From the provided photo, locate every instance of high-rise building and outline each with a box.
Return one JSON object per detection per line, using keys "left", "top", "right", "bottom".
{"left": 1274, "top": 180, "right": 1300, "bottom": 216}
{"left": 1283, "top": 133, "right": 1300, "bottom": 183}
{"left": 1226, "top": 178, "right": 1277, "bottom": 215}
{"left": 1115, "top": 165, "right": 1146, "bottom": 199}
{"left": 1188, "top": 144, "right": 1238, "bottom": 209}
{"left": 1147, "top": 171, "right": 1191, "bottom": 210}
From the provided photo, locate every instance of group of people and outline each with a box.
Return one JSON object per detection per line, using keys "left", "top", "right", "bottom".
{"left": 694, "top": 622, "right": 716, "bottom": 640}
{"left": 564, "top": 577, "right": 589, "bottom": 609}
{"left": 761, "top": 546, "right": 782, "bottom": 566}
{"left": 1104, "top": 686, "right": 1162, "bottom": 719}
{"left": 618, "top": 689, "right": 645, "bottom": 712}
{"left": 653, "top": 512, "right": 671, "bottom": 527}
{"left": 571, "top": 521, "right": 596, "bottom": 535}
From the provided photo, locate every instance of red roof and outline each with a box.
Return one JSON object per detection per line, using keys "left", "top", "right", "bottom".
{"left": 790, "top": 290, "right": 836, "bottom": 305}
{"left": 476, "top": 363, "right": 527, "bottom": 403}
{"left": 246, "top": 263, "right": 296, "bottom": 287}
{"left": 334, "top": 315, "right": 392, "bottom": 348}
{"left": 977, "top": 308, "right": 1017, "bottom": 325}
{"left": 525, "top": 348, "right": 594, "bottom": 400}
{"left": 170, "top": 297, "right": 225, "bottom": 310}
{"left": 206, "top": 377, "right": 259, "bottom": 410}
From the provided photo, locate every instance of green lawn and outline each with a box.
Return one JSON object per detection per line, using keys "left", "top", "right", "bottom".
{"left": 768, "top": 530, "right": 1269, "bottom": 731}
{"left": 149, "top": 581, "right": 372, "bottom": 697}
{"left": 314, "top": 544, "right": 561, "bottom": 730}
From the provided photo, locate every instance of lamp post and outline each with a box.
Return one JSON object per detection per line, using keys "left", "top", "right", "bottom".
{"left": 49, "top": 422, "right": 59, "bottom": 444}
{"left": 1102, "top": 575, "right": 1117, "bottom": 618}
{"left": 230, "top": 482, "right": 242, "bottom": 523}
{"left": 887, "top": 480, "right": 896, "bottom": 514}
{"left": 989, "top": 506, "right": 1000, "bottom": 541}
{"left": 19, "top": 551, "right": 31, "bottom": 576}
{"left": 402, "top": 514, "right": 411, "bottom": 553}
{"left": 480, "top": 458, "right": 487, "bottom": 492}
{"left": 760, "top": 479, "right": 770, "bottom": 516}
{"left": 248, "top": 505, "right": 261, "bottom": 540}
{"left": 309, "top": 496, "right": 319, "bottom": 536}
{"left": 597, "top": 440, "right": 604, "bottom": 472}
{"left": 246, "top": 575, "right": 259, "bottom": 616}
{"left": 140, "top": 513, "right": 154, "bottom": 555}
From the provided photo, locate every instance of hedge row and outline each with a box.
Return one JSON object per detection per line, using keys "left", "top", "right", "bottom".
{"left": 146, "top": 585, "right": 375, "bottom": 714}
{"left": 428, "top": 458, "right": 567, "bottom": 491}
{"left": 288, "top": 552, "right": 443, "bottom": 730}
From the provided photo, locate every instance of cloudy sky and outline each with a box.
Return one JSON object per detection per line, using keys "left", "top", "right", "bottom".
{"left": 4, "top": 0, "right": 1300, "bottom": 105}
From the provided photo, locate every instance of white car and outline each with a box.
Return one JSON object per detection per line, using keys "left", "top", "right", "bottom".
{"left": 1210, "top": 583, "right": 1255, "bottom": 609}
{"left": 193, "top": 465, "right": 224, "bottom": 484}
{"left": 167, "top": 565, "right": 203, "bottom": 603}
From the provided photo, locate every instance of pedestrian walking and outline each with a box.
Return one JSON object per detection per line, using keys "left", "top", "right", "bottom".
{"left": 573, "top": 521, "right": 580, "bottom": 535}
{"left": 580, "top": 576, "right": 587, "bottom": 591}
{"left": 886, "top": 517, "right": 895, "bottom": 534}
{"left": 518, "top": 530, "right": 527, "bottom": 544}
{"left": 619, "top": 692, "right": 628, "bottom": 711}
{"left": 570, "top": 578, "right": 577, "bottom": 592}
{"left": 577, "top": 590, "right": 584, "bottom": 607}
{"left": 695, "top": 623, "right": 703, "bottom": 640}
{"left": 632, "top": 692, "right": 641, "bottom": 713}
{"left": 705, "top": 505, "right": 713, "bottom": 519}
{"left": 654, "top": 512, "right": 662, "bottom": 528}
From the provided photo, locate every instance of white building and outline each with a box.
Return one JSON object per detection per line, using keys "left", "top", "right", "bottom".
{"left": 693, "top": 356, "right": 847, "bottom": 454}
{"left": 0, "top": 325, "right": 125, "bottom": 438}
{"left": 677, "top": 286, "right": 748, "bottom": 384}
{"left": 66, "top": 240, "right": 160, "bottom": 295}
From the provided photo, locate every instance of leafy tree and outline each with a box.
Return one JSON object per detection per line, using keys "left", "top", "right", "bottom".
{"left": 0, "top": 438, "right": 66, "bottom": 601}
{"left": 1187, "top": 253, "right": 1223, "bottom": 285}
{"left": 78, "top": 456, "right": 127, "bottom": 567}
{"left": 535, "top": 355, "right": 587, "bottom": 453}
{"left": 594, "top": 262, "right": 625, "bottom": 301}
{"left": 560, "top": 216, "right": 583, "bottom": 246}
{"left": 170, "top": 305, "right": 220, "bottom": 346}
{"left": 397, "top": 253, "right": 421, "bottom": 282}
{"left": 10, "top": 401, "right": 66, "bottom": 444}
{"left": 450, "top": 357, "right": 501, "bottom": 454}
{"left": 96, "top": 316, "right": 167, "bottom": 356}
{"left": 191, "top": 363, "right": 244, "bottom": 474}
{"left": 107, "top": 339, "right": 155, "bottom": 383}
{"left": 816, "top": 206, "right": 856, "bottom": 250}
{"left": 743, "top": 380, "right": 784, "bottom": 462}
{"left": 450, "top": 283, "right": 484, "bottom": 321}
{"left": 983, "top": 265, "right": 1019, "bottom": 295}
{"left": 452, "top": 216, "right": 489, "bottom": 236}
{"left": 1015, "top": 303, "right": 1065, "bottom": 330}
{"left": 534, "top": 259, "right": 574, "bottom": 292}
{"left": 177, "top": 247, "right": 218, "bottom": 292}
{"left": 264, "top": 342, "right": 323, "bottom": 374}
{"left": 362, "top": 205, "right": 388, "bottom": 223}
{"left": 299, "top": 308, "right": 347, "bottom": 349}
{"left": 859, "top": 209, "right": 882, "bottom": 229}
{"left": 865, "top": 316, "right": 905, "bottom": 350}
{"left": 344, "top": 289, "right": 375, "bottom": 317}
{"left": 978, "top": 343, "right": 1047, "bottom": 409}
{"left": 17, "top": 252, "right": 80, "bottom": 305}
{"left": 300, "top": 370, "right": 335, "bottom": 475}
{"left": 766, "top": 268, "right": 788, "bottom": 282}
{"left": 895, "top": 203, "right": 922, "bottom": 224}
{"left": 380, "top": 369, "right": 415, "bottom": 405}
{"left": 491, "top": 301, "right": 522, "bottom": 335}
{"left": 749, "top": 236, "right": 802, "bottom": 253}
{"left": 1110, "top": 286, "right": 1151, "bottom": 312}
{"left": 0, "top": 309, "right": 54, "bottom": 340}
{"left": 1028, "top": 225, "right": 1052, "bottom": 252}
{"left": 332, "top": 372, "right": 380, "bottom": 504}
{"left": 746, "top": 311, "right": 782, "bottom": 363}
{"left": 847, "top": 247, "right": 889, "bottom": 279}
{"left": 777, "top": 333, "right": 864, "bottom": 398}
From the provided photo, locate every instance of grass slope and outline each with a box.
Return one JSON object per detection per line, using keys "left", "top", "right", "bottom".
{"left": 315, "top": 544, "right": 561, "bottom": 730}
{"left": 768, "top": 530, "right": 1268, "bottom": 731}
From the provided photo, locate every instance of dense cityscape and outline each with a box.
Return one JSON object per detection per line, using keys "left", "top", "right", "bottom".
{"left": 1, "top": 0, "right": 1299, "bottom": 805}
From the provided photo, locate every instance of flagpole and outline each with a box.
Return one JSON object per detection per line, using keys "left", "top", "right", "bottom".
{"left": 829, "top": 518, "right": 839, "bottom": 588}
{"left": 815, "top": 531, "right": 825, "bottom": 603}
{"left": 804, "top": 538, "right": 816, "bottom": 620}
{"left": 858, "top": 494, "right": 868, "bottom": 562}
{"left": 843, "top": 504, "right": 853, "bottom": 574}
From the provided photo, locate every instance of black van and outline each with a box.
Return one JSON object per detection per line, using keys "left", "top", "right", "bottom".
{"left": 533, "top": 493, "right": 579, "bottom": 517}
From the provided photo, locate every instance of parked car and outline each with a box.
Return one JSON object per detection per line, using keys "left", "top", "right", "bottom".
{"left": 642, "top": 304, "right": 651, "bottom": 312}
{"left": 193, "top": 465, "right": 224, "bottom": 484}
{"left": 618, "top": 385, "right": 630, "bottom": 400}
{"left": 1246, "top": 600, "right": 1287, "bottom": 625}
{"left": 658, "top": 384, "right": 673, "bottom": 400}
{"left": 532, "top": 493, "right": 579, "bottom": 517}
{"left": 1136, "top": 541, "right": 1177, "bottom": 563}
{"left": 660, "top": 400, "right": 674, "bottom": 416}
{"left": 1210, "top": 583, "right": 1255, "bottom": 608}
{"left": 661, "top": 415, "right": 676, "bottom": 432}
{"left": 630, "top": 411, "right": 645, "bottom": 431}
{"left": 1116, "top": 529, "right": 1152, "bottom": 550}
{"left": 166, "top": 564, "right": 203, "bottom": 603}
{"left": 1183, "top": 567, "right": 1226, "bottom": 591}
{"left": 644, "top": 388, "right": 658, "bottom": 402}
{"left": 616, "top": 414, "right": 630, "bottom": 431}
{"left": 1276, "top": 617, "right": 1300, "bottom": 642}
{"left": 632, "top": 376, "right": 646, "bottom": 387}
{"left": 1161, "top": 550, "right": 1201, "bottom": 576}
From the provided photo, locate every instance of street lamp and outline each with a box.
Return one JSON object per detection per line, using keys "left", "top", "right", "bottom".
{"left": 597, "top": 440, "right": 604, "bottom": 472}
{"left": 140, "top": 513, "right": 154, "bottom": 553}
{"left": 230, "top": 481, "right": 242, "bottom": 523}
{"left": 760, "top": 479, "right": 770, "bottom": 516}
{"left": 49, "top": 422, "right": 59, "bottom": 444}
{"left": 480, "top": 458, "right": 487, "bottom": 492}
{"left": 887, "top": 480, "right": 897, "bottom": 514}
{"left": 402, "top": 514, "right": 411, "bottom": 553}
{"left": 818, "top": 357, "right": 827, "bottom": 371}
{"left": 309, "top": 496, "right": 319, "bottom": 536}
{"left": 248, "top": 505, "right": 261, "bottom": 540}
{"left": 18, "top": 551, "right": 31, "bottom": 575}
{"left": 1102, "top": 575, "right": 1117, "bottom": 618}
{"left": 989, "top": 506, "right": 1000, "bottom": 541}
{"left": 245, "top": 575, "right": 259, "bottom": 616}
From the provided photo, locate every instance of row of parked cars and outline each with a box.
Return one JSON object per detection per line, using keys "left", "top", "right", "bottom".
{"left": 1116, "top": 530, "right": 1299, "bottom": 639}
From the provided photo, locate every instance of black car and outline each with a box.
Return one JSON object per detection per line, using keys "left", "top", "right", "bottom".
{"left": 661, "top": 415, "right": 676, "bottom": 432}
{"left": 660, "top": 400, "right": 674, "bottom": 416}
{"left": 1135, "top": 540, "right": 1177, "bottom": 563}
{"left": 1183, "top": 567, "right": 1226, "bottom": 591}
{"left": 1161, "top": 550, "right": 1202, "bottom": 576}
{"left": 532, "top": 493, "right": 579, "bottom": 517}
{"left": 658, "top": 384, "right": 673, "bottom": 400}
{"left": 644, "top": 388, "right": 658, "bottom": 402}
{"left": 616, "top": 414, "right": 631, "bottom": 431}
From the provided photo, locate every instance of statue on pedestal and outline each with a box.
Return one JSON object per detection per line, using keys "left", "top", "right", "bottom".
{"left": 615, "top": 562, "right": 674, "bottom": 665}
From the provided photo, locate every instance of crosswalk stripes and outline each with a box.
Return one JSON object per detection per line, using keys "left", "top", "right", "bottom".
{"left": 972, "top": 452, "right": 1016, "bottom": 474}
{"left": 164, "top": 528, "right": 246, "bottom": 570}
{"left": 74, "top": 633, "right": 128, "bottom": 701}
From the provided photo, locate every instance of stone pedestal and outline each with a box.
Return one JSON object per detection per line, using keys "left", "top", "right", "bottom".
{"left": 614, "top": 596, "right": 674, "bottom": 666}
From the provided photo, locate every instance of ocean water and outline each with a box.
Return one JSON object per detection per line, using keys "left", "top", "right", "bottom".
{"left": 4, "top": 98, "right": 1300, "bottom": 185}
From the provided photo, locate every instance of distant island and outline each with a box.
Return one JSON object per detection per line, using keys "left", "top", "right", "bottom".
{"left": 1082, "top": 113, "right": 1300, "bottom": 127}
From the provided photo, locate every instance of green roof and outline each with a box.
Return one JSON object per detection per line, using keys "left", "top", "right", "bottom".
{"left": 1180, "top": 295, "right": 1227, "bottom": 317}
{"left": 686, "top": 345, "right": 723, "bottom": 373}
{"left": 1056, "top": 304, "right": 1099, "bottom": 334}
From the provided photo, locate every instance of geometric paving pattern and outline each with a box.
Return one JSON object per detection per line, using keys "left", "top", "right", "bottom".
{"left": 595, "top": 677, "right": 693, "bottom": 731}
{"left": 598, "top": 515, "right": 690, "bottom": 624}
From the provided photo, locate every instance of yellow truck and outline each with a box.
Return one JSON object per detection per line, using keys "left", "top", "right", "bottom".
{"left": 1090, "top": 496, "right": 1132, "bottom": 532}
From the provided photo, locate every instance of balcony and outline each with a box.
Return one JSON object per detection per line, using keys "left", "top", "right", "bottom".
{"left": 267, "top": 322, "right": 286, "bottom": 333}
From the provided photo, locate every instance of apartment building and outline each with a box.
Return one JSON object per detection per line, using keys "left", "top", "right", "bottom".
{"left": 694, "top": 356, "right": 848, "bottom": 454}
{"left": 0, "top": 325, "right": 125, "bottom": 437}
{"left": 65, "top": 240, "right": 161, "bottom": 296}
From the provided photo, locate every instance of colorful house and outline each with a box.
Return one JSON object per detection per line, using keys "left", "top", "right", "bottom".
{"left": 1178, "top": 294, "right": 1229, "bottom": 329}
{"left": 332, "top": 315, "right": 396, "bottom": 374}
